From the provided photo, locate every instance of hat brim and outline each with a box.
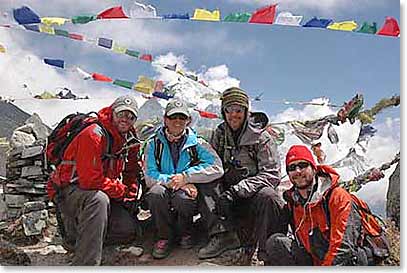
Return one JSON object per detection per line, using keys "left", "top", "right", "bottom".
{"left": 114, "top": 106, "right": 138, "bottom": 117}
{"left": 166, "top": 109, "right": 190, "bottom": 118}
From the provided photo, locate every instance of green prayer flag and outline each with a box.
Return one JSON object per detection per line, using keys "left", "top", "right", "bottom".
{"left": 72, "top": 15, "right": 97, "bottom": 24}
{"left": 125, "top": 49, "right": 140, "bottom": 58}
{"left": 54, "top": 29, "right": 69, "bottom": 37}
{"left": 357, "top": 22, "right": 377, "bottom": 34}
{"left": 113, "top": 79, "right": 134, "bottom": 89}
{"left": 223, "top": 12, "right": 251, "bottom": 22}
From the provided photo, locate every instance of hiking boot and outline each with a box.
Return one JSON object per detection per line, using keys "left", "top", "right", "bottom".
{"left": 179, "top": 235, "right": 194, "bottom": 249}
{"left": 198, "top": 231, "right": 240, "bottom": 259}
{"left": 152, "top": 239, "right": 171, "bottom": 259}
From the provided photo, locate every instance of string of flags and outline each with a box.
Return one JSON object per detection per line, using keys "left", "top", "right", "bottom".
{"left": 339, "top": 152, "right": 400, "bottom": 192}
{"left": 10, "top": 3, "right": 400, "bottom": 37}
{"left": 0, "top": 22, "right": 153, "bottom": 65}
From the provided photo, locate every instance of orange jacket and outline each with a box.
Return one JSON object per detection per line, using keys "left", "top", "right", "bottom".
{"left": 284, "top": 165, "right": 358, "bottom": 266}
{"left": 47, "top": 106, "right": 139, "bottom": 200}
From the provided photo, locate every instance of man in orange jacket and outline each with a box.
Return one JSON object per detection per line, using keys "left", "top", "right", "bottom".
{"left": 47, "top": 95, "right": 142, "bottom": 265}
{"left": 265, "top": 145, "right": 370, "bottom": 266}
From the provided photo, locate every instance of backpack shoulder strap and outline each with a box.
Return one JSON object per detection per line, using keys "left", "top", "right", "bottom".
{"left": 322, "top": 187, "right": 335, "bottom": 227}
{"left": 153, "top": 135, "right": 164, "bottom": 172}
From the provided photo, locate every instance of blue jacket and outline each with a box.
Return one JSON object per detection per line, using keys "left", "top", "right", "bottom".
{"left": 144, "top": 127, "right": 224, "bottom": 188}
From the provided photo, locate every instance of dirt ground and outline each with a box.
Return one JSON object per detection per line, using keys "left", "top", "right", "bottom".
{"left": 0, "top": 210, "right": 262, "bottom": 266}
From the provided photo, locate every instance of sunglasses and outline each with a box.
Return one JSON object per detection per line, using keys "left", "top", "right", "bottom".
{"left": 286, "top": 162, "right": 310, "bottom": 172}
{"left": 115, "top": 111, "right": 136, "bottom": 122}
{"left": 225, "top": 104, "right": 245, "bottom": 114}
{"left": 167, "top": 113, "right": 189, "bottom": 120}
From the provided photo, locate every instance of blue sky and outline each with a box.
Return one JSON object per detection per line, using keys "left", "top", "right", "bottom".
{"left": 0, "top": 0, "right": 401, "bottom": 215}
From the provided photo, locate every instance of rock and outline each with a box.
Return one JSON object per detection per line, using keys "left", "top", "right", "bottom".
{"left": 5, "top": 194, "right": 29, "bottom": 208}
{"left": 39, "top": 245, "right": 67, "bottom": 255}
{"left": 24, "top": 113, "right": 49, "bottom": 140}
{"left": 386, "top": 162, "right": 400, "bottom": 229}
{"left": 21, "top": 145, "right": 43, "bottom": 159}
{"left": 23, "top": 201, "right": 46, "bottom": 214}
{"left": 0, "top": 193, "right": 7, "bottom": 221}
{"left": 120, "top": 246, "right": 144, "bottom": 257}
{"left": 21, "top": 166, "right": 43, "bottom": 177}
{"left": 22, "top": 209, "right": 48, "bottom": 236}
{"left": 9, "top": 131, "right": 35, "bottom": 148}
{"left": 0, "top": 238, "right": 31, "bottom": 265}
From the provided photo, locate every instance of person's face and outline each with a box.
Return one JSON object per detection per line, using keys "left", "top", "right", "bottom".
{"left": 224, "top": 104, "right": 246, "bottom": 131}
{"left": 112, "top": 110, "right": 137, "bottom": 134}
{"left": 164, "top": 113, "right": 190, "bottom": 136}
{"left": 287, "top": 160, "right": 315, "bottom": 190}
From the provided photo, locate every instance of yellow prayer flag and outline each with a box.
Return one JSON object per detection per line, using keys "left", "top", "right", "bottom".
{"left": 39, "top": 24, "right": 55, "bottom": 35}
{"left": 191, "top": 8, "right": 220, "bottom": 22}
{"left": 176, "top": 69, "right": 185, "bottom": 76}
{"left": 133, "top": 76, "right": 155, "bottom": 94}
{"left": 327, "top": 21, "right": 358, "bottom": 31}
{"left": 112, "top": 43, "right": 127, "bottom": 54}
{"left": 0, "top": 44, "right": 5, "bottom": 53}
{"left": 41, "top": 17, "right": 69, "bottom": 26}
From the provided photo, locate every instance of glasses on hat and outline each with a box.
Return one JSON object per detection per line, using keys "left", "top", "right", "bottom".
{"left": 287, "top": 162, "right": 310, "bottom": 172}
{"left": 115, "top": 111, "right": 136, "bottom": 122}
{"left": 225, "top": 104, "right": 245, "bottom": 114}
{"left": 167, "top": 113, "right": 188, "bottom": 121}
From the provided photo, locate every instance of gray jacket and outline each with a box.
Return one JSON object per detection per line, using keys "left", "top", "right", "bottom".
{"left": 210, "top": 117, "right": 281, "bottom": 199}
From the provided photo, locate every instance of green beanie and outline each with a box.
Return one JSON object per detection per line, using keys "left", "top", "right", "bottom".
{"left": 221, "top": 87, "right": 249, "bottom": 110}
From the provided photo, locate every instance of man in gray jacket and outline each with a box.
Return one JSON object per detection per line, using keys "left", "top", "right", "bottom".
{"left": 198, "top": 87, "right": 287, "bottom": 261}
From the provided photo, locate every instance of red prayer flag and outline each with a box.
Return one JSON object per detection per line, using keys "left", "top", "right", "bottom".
{"left": 154, "top": 80, "right": 164, "bottom": 92}
{"left": 140, "top": 54, "right": 153, "bottom": 62}
{"left": 97, "top": 6, "right": 129, "bottom": 19}
{"left": 92, "top": 73, "right": 113, "bottom": 82}
{"left": 196, "top": 109, "right": 219, "bottom": 119}
{"left": 199, "top": 80, "right": 208, "bottom": 87}
{"left": 377, "top": 16, "right": 400, "bottom": 37}
{"left": 69, "top": 33, "right": 83, "bottom": 40}
{"left": 249, "top": 4, "right": 277, "bottom": 24}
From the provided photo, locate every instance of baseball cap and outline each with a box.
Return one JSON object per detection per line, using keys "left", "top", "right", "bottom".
{"left": 165, "top": 99, "right": 190, "bottom": 118}
{"left": 111, "top": 95, "right": 139, "bottom": 118}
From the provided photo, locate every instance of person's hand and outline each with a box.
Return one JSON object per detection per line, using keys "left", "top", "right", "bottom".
{"left": 123, "top": 183, "right": 138, "bottom": 202}
{"left": 168, "top": 173, "right": 187, "bottom": 191}
{"left": 216, "top": 190, "right": 236, "bottom": 218}
{"left": 368, "top": 168, "right": 385, "bottom": 181}
{"left": 180, "top": 184, "right": 198, "bottom": 199}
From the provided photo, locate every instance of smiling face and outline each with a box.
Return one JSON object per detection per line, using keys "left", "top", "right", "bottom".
{"left": 164, "top": 113, "right": 190, "bottom": 137}
{"left": 224, "top": 104, "right": 246, "bottom": 131}
{"left": 112, "top": 110, "right": 136, "bottom": 134}
{"left": 287, "top": 160, "right": 315, "bottom": 190}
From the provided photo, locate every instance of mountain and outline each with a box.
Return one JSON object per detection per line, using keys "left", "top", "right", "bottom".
{"left": 0, "top": 101, "right": 31, "bottom": 139}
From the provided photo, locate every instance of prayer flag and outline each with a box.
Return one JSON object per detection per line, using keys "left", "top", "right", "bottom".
{"left": 92, "top": 73, "right": 113, "bottom": 82}
{"left": 44, "top": 58, "right": 64, "bottom": 69}
{"left": 327, "top": 21, "right": 358, "bottom": 31}
{"left": 134, "top": 76, "right": 155, "bottom": 94}
{"left": 303, "top": 17, "right": 333, "bottom": 28}
{"left": 140, "top": 54, "right": 152, "bottom": 62}
{"left": 249, "top": 4, "right": 277, "bottom": 24}
{"left": 125, "top": 49, "right": 140, "bottom": 58}
{"left": 98, "top": 37, "right": 113, "bottom": 49}
{"left": 357, "top": 22, "right": 377, "bottom": 34}
{"left": 72, "top": 15, "right": 97, "bottom": 24}
{"left": 13, "top": 6, "right": 40, "bottom": 25}
{"left": 39, "top": 24, "right": 55, "bottom": 35}
{"left": 69, "top": 33, "right": 83, "bottom": 40}
{"left": 41, "top": 17, "right": 69, "bottom": 26}
{"left": 97, "top": 6, "right": 128, "bottom": 19}
{"left": 113, "top": 79, "right": 134, "bottom": 89}
{"left": 24, "top": 24, "right": 40, "bottom": 32}
{"left": 377, "top": 16, "right": 400, "bottom": 37}
{"left": 191, "top": 9, "right": 221, "bottom": 22}
{"left": 162, "top": 13, "right": 189, "bottom": 20}
{"left": 223, "top": 12, "right": 251, "bottom": 22}
{"left": 275, "top": 12, "right": 302, "bottom": 26}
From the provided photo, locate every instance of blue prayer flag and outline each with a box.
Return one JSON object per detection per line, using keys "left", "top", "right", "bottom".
{"left": 303, "top": 17, "right": 333, "bottom": 28}
{"left": 13, "top": 6, "right": 41, "bottom": 25}
{"left": 43, "top": 58, "right": 64, "bottom": 69}
{"left": 98, "top": 37, "right": 113, "bottom": 49}
{"left": 162, "top": 13, "right": 190, "bottom": 20}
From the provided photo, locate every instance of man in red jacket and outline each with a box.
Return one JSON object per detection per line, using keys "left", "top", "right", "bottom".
{"left": 47, "top": 95, "right": 142, "bottom": 265}
{"left": 265, "top": 145, "right": 370, "bottom": 266}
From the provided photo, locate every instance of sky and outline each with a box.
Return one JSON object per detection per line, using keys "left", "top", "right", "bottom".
{"left": 0, "top": 0, "right": 402, "bottom": 216}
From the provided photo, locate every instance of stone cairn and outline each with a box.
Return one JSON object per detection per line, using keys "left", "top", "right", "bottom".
{"left": 0, "top": 114, "right": 51, "bottom": 236}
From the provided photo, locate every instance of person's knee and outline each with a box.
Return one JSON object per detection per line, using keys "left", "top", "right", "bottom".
{"left": 145, "top": 184, "right": 167, "bottom": 204}
{"left": 89, "top": 190, "right": 110, "bottom": 212}
{"left": 172, "top": 192, "right": 196, "bottom": 216}
{"left": 266, "top": 233, "right": 286, "bottom": 255}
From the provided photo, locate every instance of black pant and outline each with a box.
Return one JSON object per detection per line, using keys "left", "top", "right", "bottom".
{"left": 144, "top": 184, "right": 197, "bottom": 240}
{"left": 265, "top": 233, "right": 313, "bottom": 266}
{"left": 195, "top": 179, "right": 287, "bottom": 260}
